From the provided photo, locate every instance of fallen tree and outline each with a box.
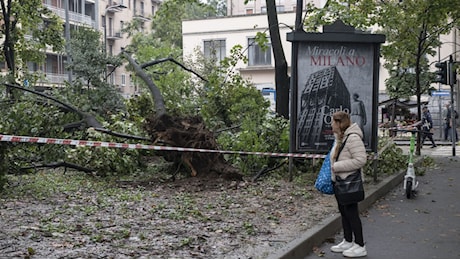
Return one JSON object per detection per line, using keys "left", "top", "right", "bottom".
{"left": 3, "top": 53, "right": 244, "bottom": 180}
{"left": 123, "top": 52, "right": 243, "bottom": 180}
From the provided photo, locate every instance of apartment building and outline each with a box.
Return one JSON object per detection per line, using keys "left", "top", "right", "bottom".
{"left": 183, "top": 0, "right": 460, "bottom": 117}
{"left": 38, "top": 0, "right": 160, "bottom": 97}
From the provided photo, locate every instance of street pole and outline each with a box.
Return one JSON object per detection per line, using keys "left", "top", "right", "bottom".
{"left": 449, "top": 55, "right": 456, "bottom": 157}
{"left": 289, "top": 0, "right": 304, "bottom": 181}
{"left": 103, "top": 9, "right": 108, "bottom": 82}
{"left": 65, "top": 0, "right": 72, "bottom": 82}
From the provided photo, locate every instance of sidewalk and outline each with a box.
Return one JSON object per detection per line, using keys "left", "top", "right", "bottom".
{"left": 268, "top": 142, "right": 460, "bottom": 259}
{"left": 302, "top": 156, "right": 459, "bottom": 259}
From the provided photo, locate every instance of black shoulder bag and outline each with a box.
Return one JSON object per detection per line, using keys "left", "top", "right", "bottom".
{"left": 334, "top": 134, "right": 365, "bottom": 205}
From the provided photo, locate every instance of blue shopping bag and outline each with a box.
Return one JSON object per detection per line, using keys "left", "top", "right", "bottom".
{"left": 315, "top": 151, "right": 334, "bottom": 195}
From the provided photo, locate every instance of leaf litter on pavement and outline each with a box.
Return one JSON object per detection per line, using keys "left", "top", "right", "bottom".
{"left": 0, "top": 168, "right": 351, "bottom": 258}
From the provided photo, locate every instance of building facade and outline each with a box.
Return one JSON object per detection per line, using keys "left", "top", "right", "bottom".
{"left": 37, "top": 0, "right": 160, "bottom": 97}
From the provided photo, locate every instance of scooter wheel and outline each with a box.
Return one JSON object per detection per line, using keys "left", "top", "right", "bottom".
{"left": 405, "top": 179, "right": 413, "bottom": 199}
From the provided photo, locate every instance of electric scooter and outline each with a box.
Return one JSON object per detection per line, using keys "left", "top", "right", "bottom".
{"left": 403, "top": 128, "right": 419, "bottom": 199}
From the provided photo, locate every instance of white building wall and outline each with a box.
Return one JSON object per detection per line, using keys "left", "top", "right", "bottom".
{"left": 226, "top": 0, "right": 327, "bottom": 15}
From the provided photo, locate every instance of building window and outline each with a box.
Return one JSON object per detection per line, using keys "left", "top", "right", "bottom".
{"left": 204, "top": 39, "right": 226, "bottom": 63}
{"left": 248, "top": 37, "right": 271, "bottom": 66}
{"left": 110, "top": 73, "right": 115, "bottom": 84}
{"left": 261, "top": 5, "right": 285, "bottom": 13}
{"left": 140, "top": 1, "right": 145, "bottom": 16}
{"left": 121, "top": 74, "right": 126, "bottom": 86}
{"left": 246, "top": 8, "right": 254, "bottom": 14}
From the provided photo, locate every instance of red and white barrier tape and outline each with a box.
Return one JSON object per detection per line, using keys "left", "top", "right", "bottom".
{"left": 0, "top": 134, "right": 326, "bottom": 159}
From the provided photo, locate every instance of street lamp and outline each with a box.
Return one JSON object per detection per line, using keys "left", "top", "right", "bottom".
{"left": 103, "top": 4, "right": 127, "bottom": 55}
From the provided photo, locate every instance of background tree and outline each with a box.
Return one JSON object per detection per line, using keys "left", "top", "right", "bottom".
{"left": 0, "top": 0, "right": 63, "bottom": 85}
{"left": 149, "top": 0, "right": 221, "bottom": 49}
{"left": 304, "top": 0, "right": 460, "bottom": 155}
{"left": 378, "top": 0, "right": 460, "bottom": 154}
{"left": 64, "top": 27, "right": 125, "bottom": 117}
{"left": 205, "top": 0, "right": 227, "bottom": 16}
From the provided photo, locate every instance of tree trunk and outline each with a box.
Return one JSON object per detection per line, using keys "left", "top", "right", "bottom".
{"left": 123, "top": 52, "right": 167, "bottom": 117}
{"left": 266, "top": 0, "right": 290, "bottom": 119}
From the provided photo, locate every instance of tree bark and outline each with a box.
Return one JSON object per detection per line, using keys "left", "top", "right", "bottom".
{"left": 123, "top": 52, "right": 167, "bottom": 117}
{"left": 266, "top": 0, "right": 290, "bottom": 119}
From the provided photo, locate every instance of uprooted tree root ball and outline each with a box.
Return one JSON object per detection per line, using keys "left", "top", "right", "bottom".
{"left": 143, "top": 113, "right": 243, "bottom": 181}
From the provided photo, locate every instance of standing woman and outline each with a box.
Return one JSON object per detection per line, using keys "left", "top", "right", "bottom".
{"left": 330, "top": 111, "right": 368, "bottom": 257}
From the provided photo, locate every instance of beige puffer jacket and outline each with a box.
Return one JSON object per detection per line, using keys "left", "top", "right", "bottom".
{"left": 330, "top": 123, "right": 367, "bottom": 182}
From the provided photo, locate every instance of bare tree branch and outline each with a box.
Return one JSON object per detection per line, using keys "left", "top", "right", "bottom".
{"left": 140, "top": 57, "right": 208, "bottom": 82}
{"left": 3, "top": 83, "right": 150, "bottom": 141}
{"left": 122, "top": 51, "right": 167, "bottom": 117}
{"left": 19, "top": 161, "right": 94, "bottom": 174}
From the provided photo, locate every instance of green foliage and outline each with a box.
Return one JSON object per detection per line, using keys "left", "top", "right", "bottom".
{"left": 56, "top": 26, "right": 127, "bottom": 120}
{"left": 0, "top": 82, "right": 149, "bottom": 177}
{"left": 125, "top": 39, "right": 197, "bottom": 116}
{"left": 63, "top": 117, "right": 150, "bottom": 176}
{"left": 148, "top": 0, "right": 222, "bottom": 49}
{"left": 303, "top": 0, "right": 379, "bottom": 32}
{"left": 0, "top": 144, "right": 8, "bottom": 192}
{"left": 206, "top": 0, "right": 227, "bottom": 16}
{"left": 67, "top": 27, "right": 122, "bottom": 87}
{"left": 125, "top": 92, "right": 156, "bottom": 123}
{"left": 54, "top": 81, "right": 126, "bottom": 121}
{"left": 384, "top": 65, "right": 435, "bottom": 99}
{"left": 196, "top": 45, "right": 269, "bottom": 129}
{"left": 303, "top": 0, "right": 460, "bottom": 101}
{"left": 0, "top": 94, "right": 78, "bottom": 175}
{"left": 0, "top": 0, "right": 64, "bottom": 79}
{"left": 217, "top": 115, "right": 289, "bottom": 174}
{"left": 377, "top": 0, "right": 460, "bottom": 98}
{"left": 363, "top": 137, "right": 408, "bottom": 179}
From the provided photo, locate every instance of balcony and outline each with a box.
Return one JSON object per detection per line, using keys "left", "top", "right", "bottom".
{"left": 31, "top": 72, "right": 69, "bottom": 88}
{"left": 106, "top": 5, "right": 125, "bottom": 14}
{"left": 44, "top": 4, "right": 96, "bottom": 28}
{"left": 133, "top": 9, "right": 151, "bottom": 21}
{"left": 106, "top": 31, "right": 123, "bottom": 40}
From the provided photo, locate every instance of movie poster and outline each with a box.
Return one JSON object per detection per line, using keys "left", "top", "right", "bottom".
{"left": 296, "top": 42, "right": 374, "bottom": 152}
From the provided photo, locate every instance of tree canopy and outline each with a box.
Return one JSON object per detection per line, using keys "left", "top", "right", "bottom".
{"left": 0, "top": 0, "right": 64, "bottom": 82}
{"left": 304, "top": 0, "right": 460, "bottom": 155}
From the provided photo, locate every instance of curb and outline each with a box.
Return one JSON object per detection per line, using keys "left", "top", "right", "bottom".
{"left": 268, "top": 161, "right": 419, "bottom": 259}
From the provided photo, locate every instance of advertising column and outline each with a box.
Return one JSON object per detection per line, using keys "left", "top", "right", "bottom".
{"left": 287, "top": 20, "right": 386, "bottom": 153}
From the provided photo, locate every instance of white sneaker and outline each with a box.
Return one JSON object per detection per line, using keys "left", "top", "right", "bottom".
{"left": 343, "top": 244, "right": 367, "bottom": 257}
{"left": 330, "top": 239, "right": 354, "bottom": 253}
